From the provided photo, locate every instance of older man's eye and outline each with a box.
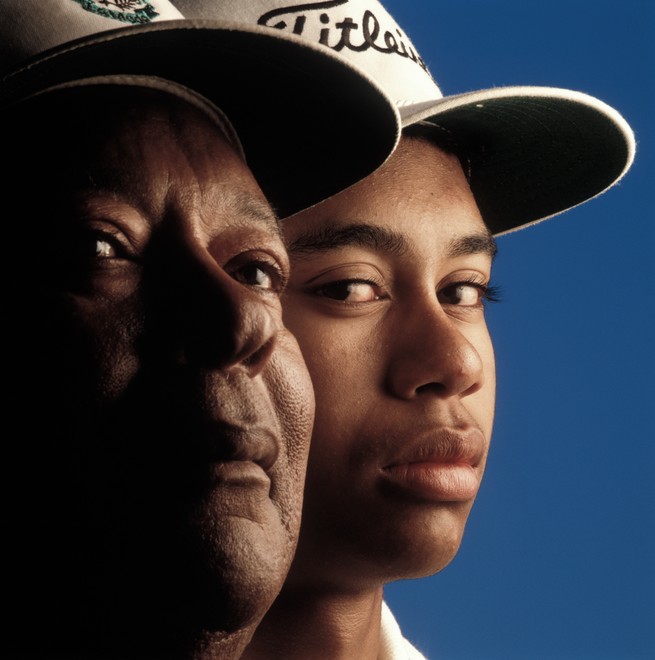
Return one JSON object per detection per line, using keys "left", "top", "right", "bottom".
{"left": 93, "top": 237, "right": 117, "bottom": 258}
{"left": 67, "top": 231, "right": 123, "bottom": 261}
{"left": 230, "top": 260, "right": 286, "bottom": 293}
{"left": 311, "top": 279, "right": 383, "bottom": 303}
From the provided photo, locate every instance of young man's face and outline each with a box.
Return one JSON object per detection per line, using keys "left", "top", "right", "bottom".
{"left": 281, "top": 136, "right": 496, "bottom": 588}
{"left": 6, "top": 88, "right": 314, "bottom": 641}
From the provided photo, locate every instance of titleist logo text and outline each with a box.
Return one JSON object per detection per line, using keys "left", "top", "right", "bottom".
{"left": 258, "top": 1, "right": 428, "bottom": 72}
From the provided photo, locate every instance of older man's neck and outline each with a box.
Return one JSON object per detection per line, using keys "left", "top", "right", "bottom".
{"left": 186, "top": 626, "right": 258, "bottom": 660}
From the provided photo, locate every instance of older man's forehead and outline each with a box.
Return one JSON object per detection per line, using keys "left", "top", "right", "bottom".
{"left": 67, "top": 129, "right": 279, "bottom": 230}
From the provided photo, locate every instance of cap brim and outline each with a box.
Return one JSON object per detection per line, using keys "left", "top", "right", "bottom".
{"left": 403, "top": 86, "right": 635, "bottom": 235}
{"left": 0, "top": 20, "right": 400, "bottom": 217}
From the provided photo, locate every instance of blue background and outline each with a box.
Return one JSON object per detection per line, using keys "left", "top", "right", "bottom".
{"left": 381, "top": 2, "right": 655, "bottom": 659}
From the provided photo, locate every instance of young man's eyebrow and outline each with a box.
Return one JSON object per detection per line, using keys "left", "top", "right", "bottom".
{"left": 448, "top": 230, "right": 498, "bottom": 261}
{"left": 288, "top": 222, "right": 497, "bottom": 261}
{"left": 288, "top": 223, "right": 410, "bottom": 258}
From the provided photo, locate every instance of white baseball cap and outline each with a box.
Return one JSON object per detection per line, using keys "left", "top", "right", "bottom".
{"left": 0, "top": 0, "right": 401, "bottom": 217}
{"left": 172, "top": 0, "right": 636, "bottom": 234}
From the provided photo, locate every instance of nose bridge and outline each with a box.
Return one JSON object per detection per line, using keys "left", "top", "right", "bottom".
{"left": 386, "top": 298, "right": 484, "bottom": 400}
{"left": 161, "top": 242, "right": 280, "bottom": 376}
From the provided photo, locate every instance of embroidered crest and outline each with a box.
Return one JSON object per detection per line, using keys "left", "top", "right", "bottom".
{"left": 72, "top": 0, "right": 160, "bottom": 25}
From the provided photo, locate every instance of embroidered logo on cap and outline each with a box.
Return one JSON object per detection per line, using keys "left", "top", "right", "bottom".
{"left": 72, "top": 0, "right": 159, "bottom": 24}
{"left": 257, "top": 0, "right": 428, "bottom": 72}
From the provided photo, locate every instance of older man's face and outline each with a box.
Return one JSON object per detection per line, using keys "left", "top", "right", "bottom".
{"left": 7, "top": 88, "right": 314, "bottom": 640}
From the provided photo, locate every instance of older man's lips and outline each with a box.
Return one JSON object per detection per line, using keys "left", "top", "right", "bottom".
{"left": 189, "top": 421, "right": 279, "bottom": 473}
{"left": 198, "top": 425, "right": 280, "bottom": 498}
{"left": 208, "top": 460, "right": 271, "bottom": 492}
{"left": 381, "top": 429, "right": 484, "bottom": 502}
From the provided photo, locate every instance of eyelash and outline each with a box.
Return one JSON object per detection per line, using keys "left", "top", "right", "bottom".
{"left": 450, "top": 278, "right": 502, "bottom": 304}
{"left": 483, "top": 284, "right": 502, "bottom": 303}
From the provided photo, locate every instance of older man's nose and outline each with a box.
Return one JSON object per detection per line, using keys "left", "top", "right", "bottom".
{"left": 153, "top": 247, "right": 281, "bottom": 377}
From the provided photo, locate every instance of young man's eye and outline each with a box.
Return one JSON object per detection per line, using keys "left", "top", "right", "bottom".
{"left": 438, "top": 282, "right": 500, "bottom": 307}
{"left": 311, "top": 279, "right": 383, "bottom": 303}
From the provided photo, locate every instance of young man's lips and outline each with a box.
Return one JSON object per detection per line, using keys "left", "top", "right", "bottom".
{"left": 381, "top": 428, "right": 485, "bottom": 502}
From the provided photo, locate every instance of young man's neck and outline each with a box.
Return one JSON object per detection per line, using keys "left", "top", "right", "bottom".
{"left": 242, "top": 584, "right": 384, "bottom": 660}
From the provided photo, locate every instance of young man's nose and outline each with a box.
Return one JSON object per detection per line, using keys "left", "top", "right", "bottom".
{"left": 150, "top": 247, "right": 280, "bottom": 377}
{"left": 385, "top": 304, "right": 485, "bottom": 400}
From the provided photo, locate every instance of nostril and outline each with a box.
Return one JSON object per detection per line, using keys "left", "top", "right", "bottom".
{"left": 415, "top": 382, "right": 447, "bottom": 396}
{"left": 241, "top": 337, "right": 276, "bottom": 375}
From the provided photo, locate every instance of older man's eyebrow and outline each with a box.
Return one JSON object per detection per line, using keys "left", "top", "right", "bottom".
{"left": 448, "top": 230, "right": 498, "bottom": 261}
{"left": 288, "top": 223, "right": 410, "bottom": 258}
{"left": 233, "top": 192, "right": 283, "bottom": 239}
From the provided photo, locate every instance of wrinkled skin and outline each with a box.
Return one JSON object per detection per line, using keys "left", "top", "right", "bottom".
{"left": 3, "top": 87, "right": 314, "bottom": 659}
